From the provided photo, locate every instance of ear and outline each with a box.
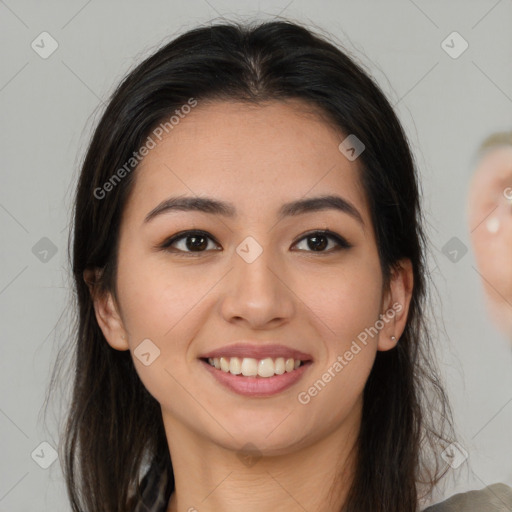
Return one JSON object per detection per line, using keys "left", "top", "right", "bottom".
{"left": 83, "top": 268, "right": 130, "bottom": 351}
{"left": 377, "top": 258, "right": 414, "bottom": 351}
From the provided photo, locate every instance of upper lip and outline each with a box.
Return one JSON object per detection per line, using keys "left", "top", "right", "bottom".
{"left": 199, "top": 343, "right": 313, "bottom": 361}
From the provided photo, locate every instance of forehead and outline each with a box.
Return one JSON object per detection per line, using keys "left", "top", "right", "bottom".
{"left": 472, "top": 146, "right": 512, "bottom": 188}
{"left": 124, "top": 99, "right": 370, "bottom": 226}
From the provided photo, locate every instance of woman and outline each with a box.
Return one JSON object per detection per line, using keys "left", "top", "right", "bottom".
{"left": 467, "top": 130, "right": 512, "bottom": 341}
{"left": 49, "top": 19, "right": 512, "bottom": 511}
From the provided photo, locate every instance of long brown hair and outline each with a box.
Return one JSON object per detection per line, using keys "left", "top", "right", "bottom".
{"left": 45, "top": 19, "right": 457, "bottom": 511}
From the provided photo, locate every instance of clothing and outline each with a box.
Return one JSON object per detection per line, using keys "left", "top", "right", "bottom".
{"left": 423, "top": 483, "right": 512, "bottom": 511}
{"left": 133, "top": 460, "right": 512, "bottom": 511}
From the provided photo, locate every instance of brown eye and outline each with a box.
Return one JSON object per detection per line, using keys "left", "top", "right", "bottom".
{"left": 161, "top": 230, "right": 221, "bottom": 254}
{"left": 159, "top": 229, "right": 351, "bottom": 256}
{"left": 292, "top": 230, "right": 351, "bottom": 253}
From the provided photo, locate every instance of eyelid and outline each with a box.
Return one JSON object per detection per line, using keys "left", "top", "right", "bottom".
{"left": 158, "top": 229, "right": 352, "bottom": 254}
{"left": 158, "top": 229, "right": 221, "bottom": 253}
{"left": 291, "top": 229, "right": 352, "bottom": 250}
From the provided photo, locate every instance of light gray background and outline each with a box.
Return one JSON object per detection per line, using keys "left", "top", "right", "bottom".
{"left": 1, "top": 1, "right": 511, "bottom": 510}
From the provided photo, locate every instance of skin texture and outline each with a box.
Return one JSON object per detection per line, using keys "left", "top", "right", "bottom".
{"left": 467, "top": 145, "right": 512, "bottom": 341}
{"left": 86, "top": 99, "right": 413, "bottom": 512}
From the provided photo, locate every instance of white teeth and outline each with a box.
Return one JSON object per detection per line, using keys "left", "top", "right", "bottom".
{"left": 207, "top": 356, "right": 305, "bottom": 377}
{"left": 220, "top": 357, "right": 230, "bottom": 372}
{"left": 274, "top": 357, "right": 285, "bottom": 375}
{"left": 229, "top": 357, "right": 242, "bottom": 375}
{"left": 241, "top": 357, "right": 258, "bottom": 376}
{"left": 258, "top": 358, "right": 275, "bottom": 378}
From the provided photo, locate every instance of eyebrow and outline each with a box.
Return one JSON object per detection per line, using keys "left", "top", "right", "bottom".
{"left": 143, "top": 194, "right": 364, "bottom": 227}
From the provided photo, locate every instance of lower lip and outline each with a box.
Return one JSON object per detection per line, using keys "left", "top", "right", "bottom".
{"left": 200, "top": 359, "right": 312, "bottom": 397}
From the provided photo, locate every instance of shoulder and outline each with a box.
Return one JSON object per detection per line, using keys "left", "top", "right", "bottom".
{"left": 422, "top": 483, "right": 512, "bottom": 512}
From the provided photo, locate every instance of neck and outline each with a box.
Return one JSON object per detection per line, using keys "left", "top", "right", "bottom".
{"left": 163, "top": 406, "right": 360, "bottom": 512}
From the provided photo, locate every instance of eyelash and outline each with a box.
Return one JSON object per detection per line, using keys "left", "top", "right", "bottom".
{"left": 158, "top": 229, "right": 352, "bottom": 256}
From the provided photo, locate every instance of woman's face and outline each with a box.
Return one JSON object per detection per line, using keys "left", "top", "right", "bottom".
{"left": 93, "top": 99, "right": 411, "bottom": 456}
{"left": 468, "top": 145, "right": 512, "bottom": 338}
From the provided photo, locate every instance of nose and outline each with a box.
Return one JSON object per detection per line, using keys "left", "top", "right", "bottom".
{"left": 219, "top": 240, "right": 296, "bottom": 329}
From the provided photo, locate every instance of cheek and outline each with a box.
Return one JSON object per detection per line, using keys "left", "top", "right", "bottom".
{"left": 489, "top": 226, "right": 512, "bottom": 298}
{"left": 292, "top": 263, "right": 382, "bottom": 429}
{"left": 116, "top": 246, "right": 204, "bottom": 337}
{"left": 116, "top": 257, "right": 205, "bottom": 404}
{"left": 471, "top": 234, "right": 512, "bottom": 307}
{"left": 297, "top": 255, "right": 383, "bottom": 342}
{"left": 472, "top": 222, "right": 512, "bottom": 275}
{"left": 310, "top": 256, "right": 382, "bottom": 340}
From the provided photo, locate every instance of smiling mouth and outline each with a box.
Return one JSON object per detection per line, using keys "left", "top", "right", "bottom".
{"left": 200, "top": 356, "right": 311, "bottom": 378}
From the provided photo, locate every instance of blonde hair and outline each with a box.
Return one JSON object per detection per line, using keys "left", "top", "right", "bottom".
{"left": 479, "top": 130, "right": 512, "bottom": 152}
{"left": 470, "top": 129, "right": 512, "bottom": 169}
